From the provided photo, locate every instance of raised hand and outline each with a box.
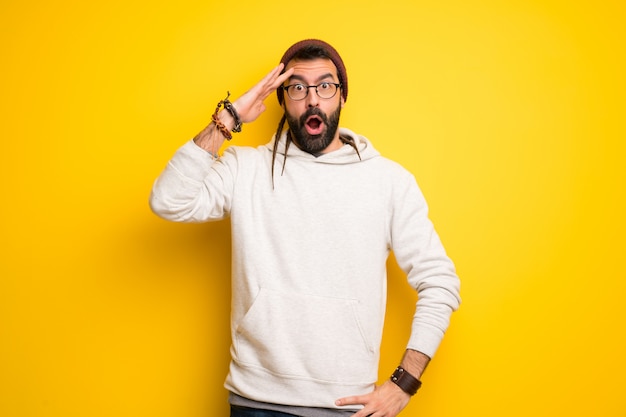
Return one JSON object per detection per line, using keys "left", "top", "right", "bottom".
{"left": 231, "top": 63, "right": 294, "bottom": 124}
{"left": 194, "top": 64, "right": 293, "bottom": 153}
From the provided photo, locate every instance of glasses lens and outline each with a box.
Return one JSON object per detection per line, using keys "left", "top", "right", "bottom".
{"left": 287, "top": 84, "right": 307, "bottom": 100}
{"left": 317, "top": 82, "right": 338, "bottom": 99}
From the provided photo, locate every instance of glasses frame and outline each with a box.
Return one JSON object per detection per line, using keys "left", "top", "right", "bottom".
{"left": 281, "top": 82, "right": 342, "bottom": 101}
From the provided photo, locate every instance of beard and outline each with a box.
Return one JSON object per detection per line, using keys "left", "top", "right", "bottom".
{"left": 285, "top": 104, "right": 341, "bottom": 155}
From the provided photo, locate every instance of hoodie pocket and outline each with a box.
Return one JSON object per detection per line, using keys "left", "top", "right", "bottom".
{"left": 234, "top": 288, "right": 378, "bottom": 384}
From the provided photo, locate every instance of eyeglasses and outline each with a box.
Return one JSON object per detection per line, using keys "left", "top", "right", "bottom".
{"left": 281, "top": 82, "right": 341, "bottom": 101}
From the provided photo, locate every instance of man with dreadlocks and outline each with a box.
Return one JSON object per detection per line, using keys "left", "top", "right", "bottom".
{"left": 150, "top": 39, "right": 460, "bottom": 417}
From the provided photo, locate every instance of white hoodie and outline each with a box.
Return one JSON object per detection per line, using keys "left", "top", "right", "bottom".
{"left": 150, "top": 127, "right": 460, "bottom": 409}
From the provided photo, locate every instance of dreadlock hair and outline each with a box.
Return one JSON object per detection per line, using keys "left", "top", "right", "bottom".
{"left": 270, "top": 114, "right": 290, "bottom": 188}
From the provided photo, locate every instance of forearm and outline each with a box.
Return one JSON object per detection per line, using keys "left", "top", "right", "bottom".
{"left": 193, "top": 107, "right": 236, "bottom": 156}
{"left": 399, "top": 349, "right": 430, "bottom": 380}
{"left": 194, "top": 63, "right": 294, "bottom": 156}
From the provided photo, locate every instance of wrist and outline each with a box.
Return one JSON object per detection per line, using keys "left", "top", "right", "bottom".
{"left": 210, "top": 92, "right": 244, "bottom": 141}
{"left": 390, "top": 366, "right": 422, "bottom": 396}
{"left": 217, "top": 109, "right": 236, "bottom": 132}
{"left": 222, "top": 99, "right": 242, "bottom": 132}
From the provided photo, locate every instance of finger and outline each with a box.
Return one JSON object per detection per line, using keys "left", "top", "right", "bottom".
{"left": 244, "top": 65, "right": 282, "bottom": 98}
{"left": 274, "top": 66, "right": 294, "bottom": 85}
{"left": 247, "top": 65, "right": 285, "bottom": 100}
{"left": 264, "top": 65, "right": 293, "bottom": 92}
{"left": 260, "top": 64, "right": 287, "bottom": 89}
{"left": 259, "top": 66, "right": 294, "bottom": 101}
{"left": 263, "top": 63, "right": 284, "bottom": 83}
{"left": 335, "top": 394, "right": 369, "bottom": 407}
{"left": 351, "top": 408, "right": 375, "bottom": 417}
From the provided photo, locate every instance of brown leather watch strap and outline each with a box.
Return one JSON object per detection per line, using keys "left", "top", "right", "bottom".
{"left": 390, "top": 366, "right": 422, "bottom": 396}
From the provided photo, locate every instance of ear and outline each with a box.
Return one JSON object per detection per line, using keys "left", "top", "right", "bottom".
{"left": 340, "top": 96, "right": 345, "bottom": 108}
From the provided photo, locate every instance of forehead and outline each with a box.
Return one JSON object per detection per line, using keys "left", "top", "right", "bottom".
{"left": 284, "top": 58, "right": 338, "bottom": 82}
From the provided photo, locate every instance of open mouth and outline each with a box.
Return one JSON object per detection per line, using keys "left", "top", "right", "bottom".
{"left": 305, "top": 115, "right": 324, "bottom": 135}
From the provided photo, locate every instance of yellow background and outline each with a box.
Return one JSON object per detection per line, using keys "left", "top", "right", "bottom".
{"left": 1, "top": 0, "right": 624, "bottom": 416}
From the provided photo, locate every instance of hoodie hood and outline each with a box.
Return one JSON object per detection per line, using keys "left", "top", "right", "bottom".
{"left": 265, "top": 127, "right": 380, "bottom": 165}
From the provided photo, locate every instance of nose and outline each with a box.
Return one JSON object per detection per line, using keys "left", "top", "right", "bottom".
{"left": 305, "top": 86, "right": 320, "bottom": 107}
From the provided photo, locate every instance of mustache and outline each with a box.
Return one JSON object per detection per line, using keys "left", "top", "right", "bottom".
{"left": 299, "top": 107, "right": 328, "bottom": 125}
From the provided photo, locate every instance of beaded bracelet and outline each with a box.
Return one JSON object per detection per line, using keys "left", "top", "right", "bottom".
{"left": 222, "top": 92, "right": 242, "bottom": 133}
{"left": 211, "top": 111, "right": 232, "bottom": 140}
{"left": 211, "top": 92, "right": 240, "bottom": 140}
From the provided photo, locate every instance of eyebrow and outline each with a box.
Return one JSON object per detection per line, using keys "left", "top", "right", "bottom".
{"left": 288, "top": 72, "right": 336, "bottom": 84}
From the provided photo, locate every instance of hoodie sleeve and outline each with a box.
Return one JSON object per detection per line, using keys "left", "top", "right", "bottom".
{"left": 149, "top": 140, "right": 236, "bottom": 223}
{"left": 389, "top": 172, "right": 461, "bottom": 358}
